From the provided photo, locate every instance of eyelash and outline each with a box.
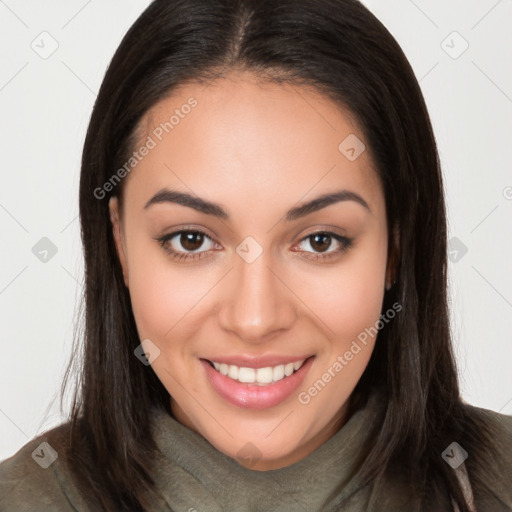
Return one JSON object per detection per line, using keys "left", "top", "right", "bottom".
{"left": 155, "top": 228, "right": 353, "bottom": 263}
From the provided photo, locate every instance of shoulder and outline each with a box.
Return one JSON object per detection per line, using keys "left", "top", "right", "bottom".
{"left": 463, "top": 403, "right": 512, "bottom": 509}
{"left": 0, "top": 421, "right": 83, "bottom": 511}
{"left": 465, "top": 403, "right": 512, "bottom": 452}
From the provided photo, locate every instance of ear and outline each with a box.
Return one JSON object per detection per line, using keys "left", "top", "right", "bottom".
{"left": 109, "top": 196, "right": 129, "bottom": 288}
{"left": 385, "top": 224, "right": 399, "bottom": 291}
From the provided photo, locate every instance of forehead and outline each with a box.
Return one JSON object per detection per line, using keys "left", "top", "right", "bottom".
{"left": 124, "top": 72, "right": 384, "bottom": 219}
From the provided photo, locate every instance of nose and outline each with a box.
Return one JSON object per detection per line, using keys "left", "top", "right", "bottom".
{"left": 216, "top": 248, "right": 297, "bottom": 343}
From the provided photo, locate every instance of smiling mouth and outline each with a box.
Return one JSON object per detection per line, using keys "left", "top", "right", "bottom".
{"left": 204, "top": 357, "right": 314, "bottom": 386}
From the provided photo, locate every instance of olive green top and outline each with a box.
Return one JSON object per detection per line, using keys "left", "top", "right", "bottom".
{"left": 1, "top": 391, "right": 511, "bottom": 511}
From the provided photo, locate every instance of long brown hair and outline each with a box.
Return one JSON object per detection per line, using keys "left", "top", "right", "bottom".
{"left": 61, "top": 0, "right": 501, "bottom": 509}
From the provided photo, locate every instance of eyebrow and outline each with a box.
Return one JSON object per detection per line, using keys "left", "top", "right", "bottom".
{"left": 144, "top": 188, "right": 371, "bottom": 220}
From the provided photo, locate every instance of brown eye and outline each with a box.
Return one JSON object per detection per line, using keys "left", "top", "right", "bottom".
{"left": 180, "top": 231, "right": 205, "bottom": 251}
{"left": 156, "top": 229, "right": 218, "bottom": 260}
{"left": 294, "top": 231, "right": 353, "bottom": 261}
{"left": 309, "top": 233, "right": 332, "bottom": 253}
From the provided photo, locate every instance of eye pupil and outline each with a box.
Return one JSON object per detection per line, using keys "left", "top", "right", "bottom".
{"left": 181, "top": 232, "right": 204, "bottom": 251}
{"left": 310, "top": 233, "right": 331, "bottom": 253}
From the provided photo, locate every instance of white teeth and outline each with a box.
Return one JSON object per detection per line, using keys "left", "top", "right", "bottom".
{"left": 272, "top": 364, "right": 285, "bottom": 381}
{"left": 228, "top": 365, "right": 239, "bottom": 380}
{"left": 256, "top": 367, "right": 273, "bottom": 383}
{"left": 238, "top": 367, "right": 255, "bottom": 383}
{"left": 209, "top": 359, "right": 307, "bottom": 385}
{"left": 284, "top": 363, "right": 294, "bottom": 376}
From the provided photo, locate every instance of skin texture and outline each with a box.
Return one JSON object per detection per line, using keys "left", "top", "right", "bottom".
{"left": 109, "top": 71, "right": 391, "bottom": 471}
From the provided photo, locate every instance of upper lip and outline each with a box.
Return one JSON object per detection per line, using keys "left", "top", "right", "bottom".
{"left": 202, "top": 354, "right": 314, "bottom": 368}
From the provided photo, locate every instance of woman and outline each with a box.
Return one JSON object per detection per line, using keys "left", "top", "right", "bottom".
{"left": 1, "top": 0, "right": 511, "bottom": 510}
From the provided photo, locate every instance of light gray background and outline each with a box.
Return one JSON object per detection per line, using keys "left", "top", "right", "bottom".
{"left": 1, "top": 0, "right": 511, "bottom": 461}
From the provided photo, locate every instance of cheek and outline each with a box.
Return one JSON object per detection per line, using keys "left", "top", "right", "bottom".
{"left": 128, "top": 266, "right": 173, "bottom": 340}
{"left": 305, "top": 239, "right": 388, "bottom": 344}
{"left": 297, "top": 245, "right": 387, "bottom": 419}
{"left": 129, "top": 269, "right": 213, "bottom": 346}
{"left": 125, "top": 217, "right": 388, "bottom": 354}
{"left": 123, "top": 233, "right": 204, "bottom": 343}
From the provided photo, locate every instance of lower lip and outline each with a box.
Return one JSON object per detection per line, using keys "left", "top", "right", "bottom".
{"left": 200, "top": 356, "right": 315, "bottom": 409}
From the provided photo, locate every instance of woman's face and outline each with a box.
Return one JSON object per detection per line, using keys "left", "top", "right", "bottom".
{"left": 110, "top": 71, "right": 390, "bottom": 470}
